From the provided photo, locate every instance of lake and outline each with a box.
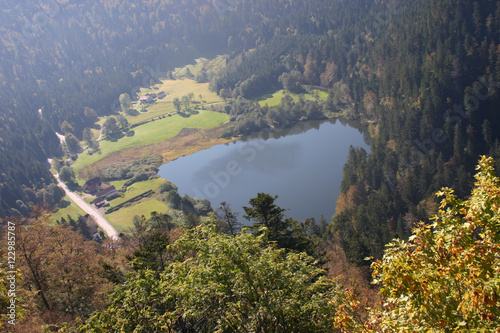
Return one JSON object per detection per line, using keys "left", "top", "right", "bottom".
{"left": 158, "top": 119, "right": 370, "bottom": 222}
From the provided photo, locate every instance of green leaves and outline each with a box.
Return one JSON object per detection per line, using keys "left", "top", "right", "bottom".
{"left": 370, "top": 156, "right": 500, "bottom": 331}
{"left": 83, "top": 224, "right": 360, "bottom": 332}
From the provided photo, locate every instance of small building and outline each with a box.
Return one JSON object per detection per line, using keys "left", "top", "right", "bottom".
{"left": 82, "top": 177, "right": 102, "bottom": 194}
{"left": 140, "top": 95, "right": 153, "bottom": 104}
{"left": 141, "top": 107, "right": 148, "bottom": 112}
{"left": 157, "top": 91, "right": 166, "bottom": 99}
{"left": 95, "top": 185, "right": 118, "bottom": 200}
{"left": 93, "top": 197, "right": 108, "bottom": 208}
{"left": 147, "top": 93, "right": 157, "bottom": 99}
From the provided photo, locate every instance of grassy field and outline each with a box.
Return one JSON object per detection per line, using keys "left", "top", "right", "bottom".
{"left": 72, "top": 110, "right": 229, "bottom": 172}
{"left": 106, "top": 199, "right": 168, "bottom": 233}
{"left": 109, "top": 178, "right": 163, "bottom": 208}
{"left": 130, "top": 79, "right": 223, "bottom": 124}
{"left": 70, "top": 60, "right": 235, "bottom": 232}
{"left": 69, "top": 75, "right": 230, "bottom": 232}
{"left": 82, "top": 77, "right": 224, "bottom": 143}
{"left": 49, "top": 196, "right": 86, "bottom": 224}
{"left": 172, "top": 56, "right": 227, "bottom": 78}
{"left": 257, "top": 89, "right": 329, "bottom": 107}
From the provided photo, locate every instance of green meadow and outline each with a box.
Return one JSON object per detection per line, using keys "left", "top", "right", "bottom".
{"left": 108, "top": 179, "right": 164, "bottom": 208}
{"left": 106, "top": 199, "right": 169, "bottom": 234}
{"left": 73, "top": 110, "right": 229, "bottom": 172}
{"left": 257, "top": 89, "right": 328, "bottom": 107}
{"left": 69, "top": 61, "right": 232, "bottom": 232}
{"left": 49, "top": 195, "right": 87, "bottom": 224}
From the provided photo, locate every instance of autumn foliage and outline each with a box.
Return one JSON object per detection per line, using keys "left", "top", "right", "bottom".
{"left": 369, "top": 156, "right": 500, "bottom": 332}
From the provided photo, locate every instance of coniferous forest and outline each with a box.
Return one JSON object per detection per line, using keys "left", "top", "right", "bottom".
{"left": 1, "top": 0, "right": 500, "bottom": 331}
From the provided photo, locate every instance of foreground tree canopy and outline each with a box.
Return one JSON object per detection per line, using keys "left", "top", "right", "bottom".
{"left": 369, "top": 156, "right": 500, "bottom": 332}
{"left": 2, "top": 157, "right": 500, "bottom": 331}
{"left": 81, "top": 225, "right": 359, "bottom": 332}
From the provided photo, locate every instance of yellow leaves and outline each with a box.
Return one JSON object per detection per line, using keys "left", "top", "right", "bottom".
{"left": 370, "top": 156, "right": 500, "bottom": 331}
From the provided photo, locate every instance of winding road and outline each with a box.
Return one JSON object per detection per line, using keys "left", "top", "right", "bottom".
{"left": 54, "top": 173, "right": 120, "bottom": 241}
{"left": 50, "top": 135, "right": 119, "bottom": 240}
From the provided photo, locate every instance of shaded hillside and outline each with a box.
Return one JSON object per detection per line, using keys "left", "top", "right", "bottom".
{"left": 1, "top": 0, "right": 359, "bottom": 216}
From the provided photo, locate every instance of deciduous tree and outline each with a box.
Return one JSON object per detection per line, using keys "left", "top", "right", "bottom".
{"left": 181, "top": 95, "right": 190, "bottom": 111}
{"left": 117, "top": 114, "right": 129, "bottom": 129}
{"left": 59, "top": 166, "right": 76, "bottom": 185}
{"left": 82, "top": 127, "right": 93, "bottom": 145}
{"left": 16, "top": 213, "right": 111, "bottom": 320}
{"left": 369, "top": 156, "right": 500, "bottom": 331}
{"left": 82, "top": 225, "right": 361, "bottom": 332}
{"left": 102, "top": 116, "right": 118, "bottom": 137}
{"left": 172, "top": 97, "right": 182, "bottom": 112}
{"left": 119, "top": 93, "right": 133, "bottom": 112}
{"left": 64, "top": 132, "right": 82, "bottom": 154}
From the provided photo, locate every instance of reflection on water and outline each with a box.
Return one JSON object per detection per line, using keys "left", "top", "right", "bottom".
{"left": 158, "top": 119, "right": 370, "bottom": 222}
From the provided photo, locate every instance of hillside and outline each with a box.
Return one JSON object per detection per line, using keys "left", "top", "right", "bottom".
{"left": 1, "top": 0, "right": 500, "bottom": 330}
{"left": 1, "top": 0, "right": 329, "bottom": 216}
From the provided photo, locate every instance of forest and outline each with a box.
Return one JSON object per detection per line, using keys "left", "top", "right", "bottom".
{"left": 2, "top": 159, "right": 500, "bottom": 331}
{"left": 1, "top": 0, "right": 500, "bottom": 331}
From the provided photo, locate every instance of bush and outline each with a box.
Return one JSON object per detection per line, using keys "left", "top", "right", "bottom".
{"left": 99, "top": 156, "right": 163, "bottom": 184}
{"left": 164, "top": 190, "right": 182, "bottom": 209}
{"left": 158, "top": 180, "right": 178, "bottom": 194}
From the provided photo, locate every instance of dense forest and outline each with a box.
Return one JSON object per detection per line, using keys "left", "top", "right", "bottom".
{"left": 207, "top": 0, "right": 500, "bottom": 264}
{"left": 1, "top": 0, "right": 500, "bottom": 330}
{"left": 0, "top": 0, "right": 325, "bottom": 216}
{"left": 2, "top": 158, "right": 500, "bottom": 331}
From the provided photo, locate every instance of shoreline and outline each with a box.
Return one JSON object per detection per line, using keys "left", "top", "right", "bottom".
{"left": 78, "top": 122, "right": 237, "bottom": 179}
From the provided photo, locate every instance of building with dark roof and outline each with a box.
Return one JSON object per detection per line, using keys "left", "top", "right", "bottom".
{"left": 82, "top": 177, "right": 102, "bottom": 194}
{"left": 95, "top": 185, "right": 118, "bottom": 200}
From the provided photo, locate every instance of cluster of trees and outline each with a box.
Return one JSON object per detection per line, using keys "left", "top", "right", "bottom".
{"left": 0, "top": 207, "right": 115, "bottom": 330}
{"left": 2, "top": 158, "right": 499, "bottom": 331}
{"left": 220, "top": 93, "right": 329, "bottom": 138}
{"left": 172, "top": 92, "right": 200, "bottom": 114}
{"left": 82, "top": 225, "right": 357, "bottom": 332}
{"left": 157, "top": 180, "right": 212, "bottom": 217}
{"left": 101, "top": 114, "right": 130, "bottom": 138}
{"left": 325, "top": 0, "right": 500, "bottom": 264}
{"left": 98, "top": 155, "right": 164, "bottom": 187}
{"left": 56, "top": 214, "right": 100, "bottom": 242}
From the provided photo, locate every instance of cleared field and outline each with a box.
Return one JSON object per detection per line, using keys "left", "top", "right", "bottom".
{"left": 109, "top": 178, "right": 163, "bottom": 208}
{"left": 66, "top": 62, "right": 232, "bottom": 233}
{"left": 49, "top": 196, "right": 86, "bottom": 224}
{"left": 138, "top": 79, "right": 221, "bottom": 112}
{"left": 72, "top": 110, "right": 229, "bottom": 172}
{"left": 81, "top": 78, "right": 223, "bottom": 143}
{"left": 106, "top": 199, "right": 168, "bottom": 233}
{"left": 257, "top": 89, "right": 328, "bottom": 107}
{"left": 172, "top": 56, "right": 227, "bottom": 78}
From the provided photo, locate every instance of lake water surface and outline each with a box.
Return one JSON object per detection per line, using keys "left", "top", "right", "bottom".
{"left": 158, "top": 119, "right": 370, "bottom": 222}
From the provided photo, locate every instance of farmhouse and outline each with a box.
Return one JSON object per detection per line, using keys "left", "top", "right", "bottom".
{"left": 95, "top": 185, "right": 118, "bottom": 200}
{"left": 139, "top": 95, "right": 153, "bottom": 104}
{"left": 82, "top": 177, "right": 102, "bottom": 194}
{"left": 93, "top": 197, "right": 109, "bottom": 208}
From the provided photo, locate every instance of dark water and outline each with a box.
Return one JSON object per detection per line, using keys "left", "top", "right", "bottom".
{"left": 158, "top": 119, "right": 370, "bottom": 222}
